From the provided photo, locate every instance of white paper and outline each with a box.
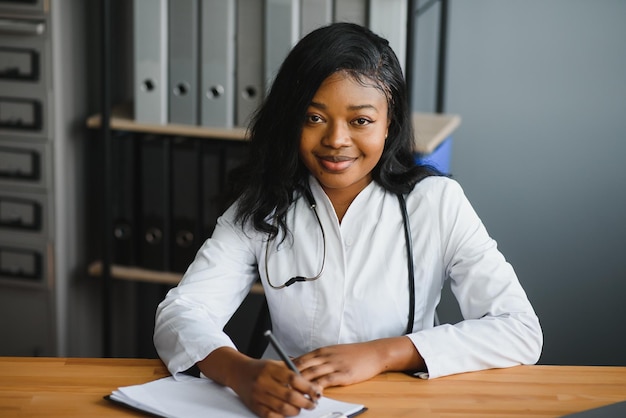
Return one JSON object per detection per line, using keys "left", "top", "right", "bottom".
{"left": 110, "top": 375, "right": 364, "bottom": 418}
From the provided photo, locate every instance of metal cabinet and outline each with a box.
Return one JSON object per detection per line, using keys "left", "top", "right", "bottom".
{"left": 0, "top": 0, "right": 88, "bottom": 356}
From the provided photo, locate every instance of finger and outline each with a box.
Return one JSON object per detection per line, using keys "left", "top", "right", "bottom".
{"left": 287, "top": 373, "right": 323, "bottom": 403}
{"left": 250, "top": 383, "right": 301, "bottom": 417}
{"left": 298, "top": 360, "right": 354, "bottom": 388}
{"left": 293, "top": 351, "right": 331, "bottom": 375}
{"left": 311, "top": 370, "right": 347, "bottom": 388}
{"left": 256, "top": 383, "right": 313, "bottom": 417}
{"left": 268, "top": 360, "right": 323, "bottom": 405}
{"left": 293, "top": 348, "right": 328, "bottom": 364}
{"left": 298, "top": 359, "right": 337, "bottom": 382}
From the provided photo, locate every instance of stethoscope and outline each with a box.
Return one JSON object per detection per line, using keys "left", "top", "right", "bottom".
{"left": 264, "top": 186, "right": 416, "bottom": 334}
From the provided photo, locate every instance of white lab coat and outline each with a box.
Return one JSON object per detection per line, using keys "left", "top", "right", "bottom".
{"left": 154, "top": 176, "right": 542, "bottom": 379}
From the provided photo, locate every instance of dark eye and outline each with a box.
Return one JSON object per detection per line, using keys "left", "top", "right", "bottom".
{"left": 353, "top": 117, "right": 371, "bottom": 126}
{"left": 306, "top": 114, "right": 323, "bottom": 124}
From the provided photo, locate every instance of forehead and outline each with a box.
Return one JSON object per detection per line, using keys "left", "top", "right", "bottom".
{"left": 312, "top": 71, "right": 388, "bottom": 106}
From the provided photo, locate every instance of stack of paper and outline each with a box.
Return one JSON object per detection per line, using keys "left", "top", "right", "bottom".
{"left": 107, "top": 375, "right": 366, "bottom": 417}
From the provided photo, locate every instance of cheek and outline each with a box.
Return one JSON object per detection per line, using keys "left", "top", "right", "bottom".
{"left": 363, "top": 135, "right": 386, "bottom": 160}
{"left": 299, "top": 132, "right": 314, "bottom": 153}
{"left": 298, "top": 137, "right": 316, "bottom": 169}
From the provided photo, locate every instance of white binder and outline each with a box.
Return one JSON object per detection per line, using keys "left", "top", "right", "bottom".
{"left": 264, "top": 0, "right": 301, "bottom": 91}
{"left": 368, "top": 0, "right": 408, "bottom": 71}
{"left": 301, "top": 0, "right": 332, "bottom": 38}
{"left": 200, "top": 0, "right": 236, "bottom": 127}
{"left": 168, "top": 0, "right": 199, "bottom": 125}
{"left": 133, "top": 0, "right": 168, "bottom": 124}
{"left": 235, "top": 0, "right": 264, "bottom": 127}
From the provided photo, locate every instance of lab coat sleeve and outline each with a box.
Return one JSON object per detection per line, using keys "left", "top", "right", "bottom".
{"left": 153, "top": 204, "right": 259, "bottom": 378}
{"left": 408, "top": 179, "right": 543, "bottom": 378}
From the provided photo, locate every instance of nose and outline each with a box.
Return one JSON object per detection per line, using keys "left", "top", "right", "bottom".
{"left": 321, "top": 121, "right": 351, "bottom": 149}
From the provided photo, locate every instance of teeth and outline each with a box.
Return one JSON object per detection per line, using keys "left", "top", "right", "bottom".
{"left": 325, "top": 156, "right": 350, "bottom": 162}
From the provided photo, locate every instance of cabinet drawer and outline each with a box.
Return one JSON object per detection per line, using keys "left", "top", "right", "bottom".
{"left": 0, "top": 190, "right": 46, "bottom": 239}
{"left": 0, "top": 96, "right": 44, "bottom": 133}
{"left": 0, "top": 46, "right": 39, "bottom": 81}
{"left": 0, "top": 21, "right": 49, "bottom": 86}
{"left": 0, "top": 241, "right": 47, "bottom": 286}
{"left": 0, "top": 0, "right": 48, "bottom": 16}
{"left": 0, "top": 286, "right": 53, "bottom": 356}
{"left": 0, "top": 140, "right": 47, "bottom": 188}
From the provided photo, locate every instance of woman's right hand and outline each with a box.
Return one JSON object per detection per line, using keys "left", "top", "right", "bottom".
{"left": 198, "top": 347, "right": 322, "bottom": 418}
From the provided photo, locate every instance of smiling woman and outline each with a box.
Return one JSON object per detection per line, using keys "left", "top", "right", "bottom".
{"left": 299, "top": 71, "right": 389, "bottom": 221}
{"left": 153, "top": 22, "right": 543, "bottom": 418}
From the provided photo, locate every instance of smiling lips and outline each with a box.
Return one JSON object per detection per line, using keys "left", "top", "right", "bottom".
{"left": 316, "top": 155, "right": 357, "bottom": 172}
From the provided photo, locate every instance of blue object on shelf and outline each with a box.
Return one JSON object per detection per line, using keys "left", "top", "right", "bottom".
{"left": 415, "top": 136, "right": 453, "bottom": 174}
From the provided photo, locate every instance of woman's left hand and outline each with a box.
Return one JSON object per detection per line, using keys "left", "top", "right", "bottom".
{"left": 293, "top": 336, "right": 425, "bottom": 388}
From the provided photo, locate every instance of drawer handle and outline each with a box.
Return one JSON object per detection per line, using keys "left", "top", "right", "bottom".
{"left": 0, "top": 18, "right": 45, "bottom": 36}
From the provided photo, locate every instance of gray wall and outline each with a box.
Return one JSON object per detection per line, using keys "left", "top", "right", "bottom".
{"left": 435, "top": 0, "right": 626, "bottom": 365}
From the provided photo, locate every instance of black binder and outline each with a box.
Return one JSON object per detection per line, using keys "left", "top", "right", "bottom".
{"left": 200, "top": 141, "right": 248, "bottom": 238}
{"left": 200, "top": 142, "right": 223, "bottom": 239}
{"left": 136, "top": 134, "right": 172, "bottom": 358}
{"left": 110, "top": 132, "right": 137, "bottom": 266}
{"left": 170, "top": 137, "right": 201, "bottom": 272}
{"left": 138, "top": 135, "right": 169, "bottom": 271}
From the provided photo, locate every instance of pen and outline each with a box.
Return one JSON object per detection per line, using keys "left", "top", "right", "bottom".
{"left": 264, "top": 330, "right": 301, "bottom": 375}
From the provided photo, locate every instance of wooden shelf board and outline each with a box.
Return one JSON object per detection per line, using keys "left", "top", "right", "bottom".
{"left": 88, "top": 260, "right": 264, "bottom": 294}
{"left": 412, "top": 112, "right": 462, "bottom": 154}
{"left": 86, "top": 103, "right": 248, "bottom": 141}
{"left": 87, "top": 104, "right": 460, "bottom": 153}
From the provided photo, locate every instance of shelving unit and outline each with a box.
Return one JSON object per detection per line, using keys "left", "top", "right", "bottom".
{"left": 87, "top": 105, "right": 251, "bottom": 357}
{"left": 92, "top": 0, "right": 456, "bottom": 358}
{"left": 85, "top": 104, "right": 250, "bottom": 284}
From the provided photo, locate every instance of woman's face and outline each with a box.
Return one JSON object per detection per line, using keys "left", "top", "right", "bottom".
{"left": 299, "top": 71, "right": 389, "bottom": 202}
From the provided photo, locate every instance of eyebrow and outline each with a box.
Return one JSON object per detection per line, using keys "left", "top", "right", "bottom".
{"left": 309, "top": 101, "right": 379, "bottom": 112}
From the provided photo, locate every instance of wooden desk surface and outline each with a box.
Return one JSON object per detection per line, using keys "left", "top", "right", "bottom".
{"left": 1, "top": 357, "right": 625, "bottom": 417}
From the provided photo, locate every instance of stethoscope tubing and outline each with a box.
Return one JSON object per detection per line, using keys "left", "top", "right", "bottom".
{"left": 264, "top": 187, "right": 415, "bottom": 334}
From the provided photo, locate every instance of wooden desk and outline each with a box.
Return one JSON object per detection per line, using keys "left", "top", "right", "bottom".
{"left": 1, "top": 357, "right": 625, "bottom": 417}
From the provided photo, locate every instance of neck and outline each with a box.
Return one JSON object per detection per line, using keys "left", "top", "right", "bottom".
{"left": 328, "top": 197, "right": 352, "bottom": 223}
{"left": 321, "top": 181, "right": 370, "bottom": 223}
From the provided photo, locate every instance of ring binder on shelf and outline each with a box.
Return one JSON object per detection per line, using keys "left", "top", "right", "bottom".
{"left": 171, "top": 137, "right": 201, "bottom": 273}
{"left": 200, "top": 0, "right": 236, "bottom": 128}
{"left": 138, "top": 135, "right": 169, "bottom": 271}
{"left": 111, "top": 132, "right": 138, "bottom": 267}
{"left": 133, "top": 0, "right": 168, "bottom": 124}
{"left": 368, "top": 0, "right": 408, "bottom": 71}
{"left": 167, "top": 0, "right": 199, "bottom": 126}
{"left": 301, "top": 0, "right": 332, "bottom": 37}
{"left": 235, "top": 0, "right": 264, "bottom": 128}
{"left": 264, "top": 0, "right": 301, "bottom": 90}
{"left": 200, "top": 142, "right": 223, "bottom": 239}
{"left": 333, "top": 0, "right": 367, "bottom": 26}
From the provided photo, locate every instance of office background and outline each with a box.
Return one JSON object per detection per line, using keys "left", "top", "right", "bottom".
{"left": 429, "top": 0, "right": 626, "bottom": 366}
{"left": 2, "top": 0, "right": 624, "bottom": 367}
